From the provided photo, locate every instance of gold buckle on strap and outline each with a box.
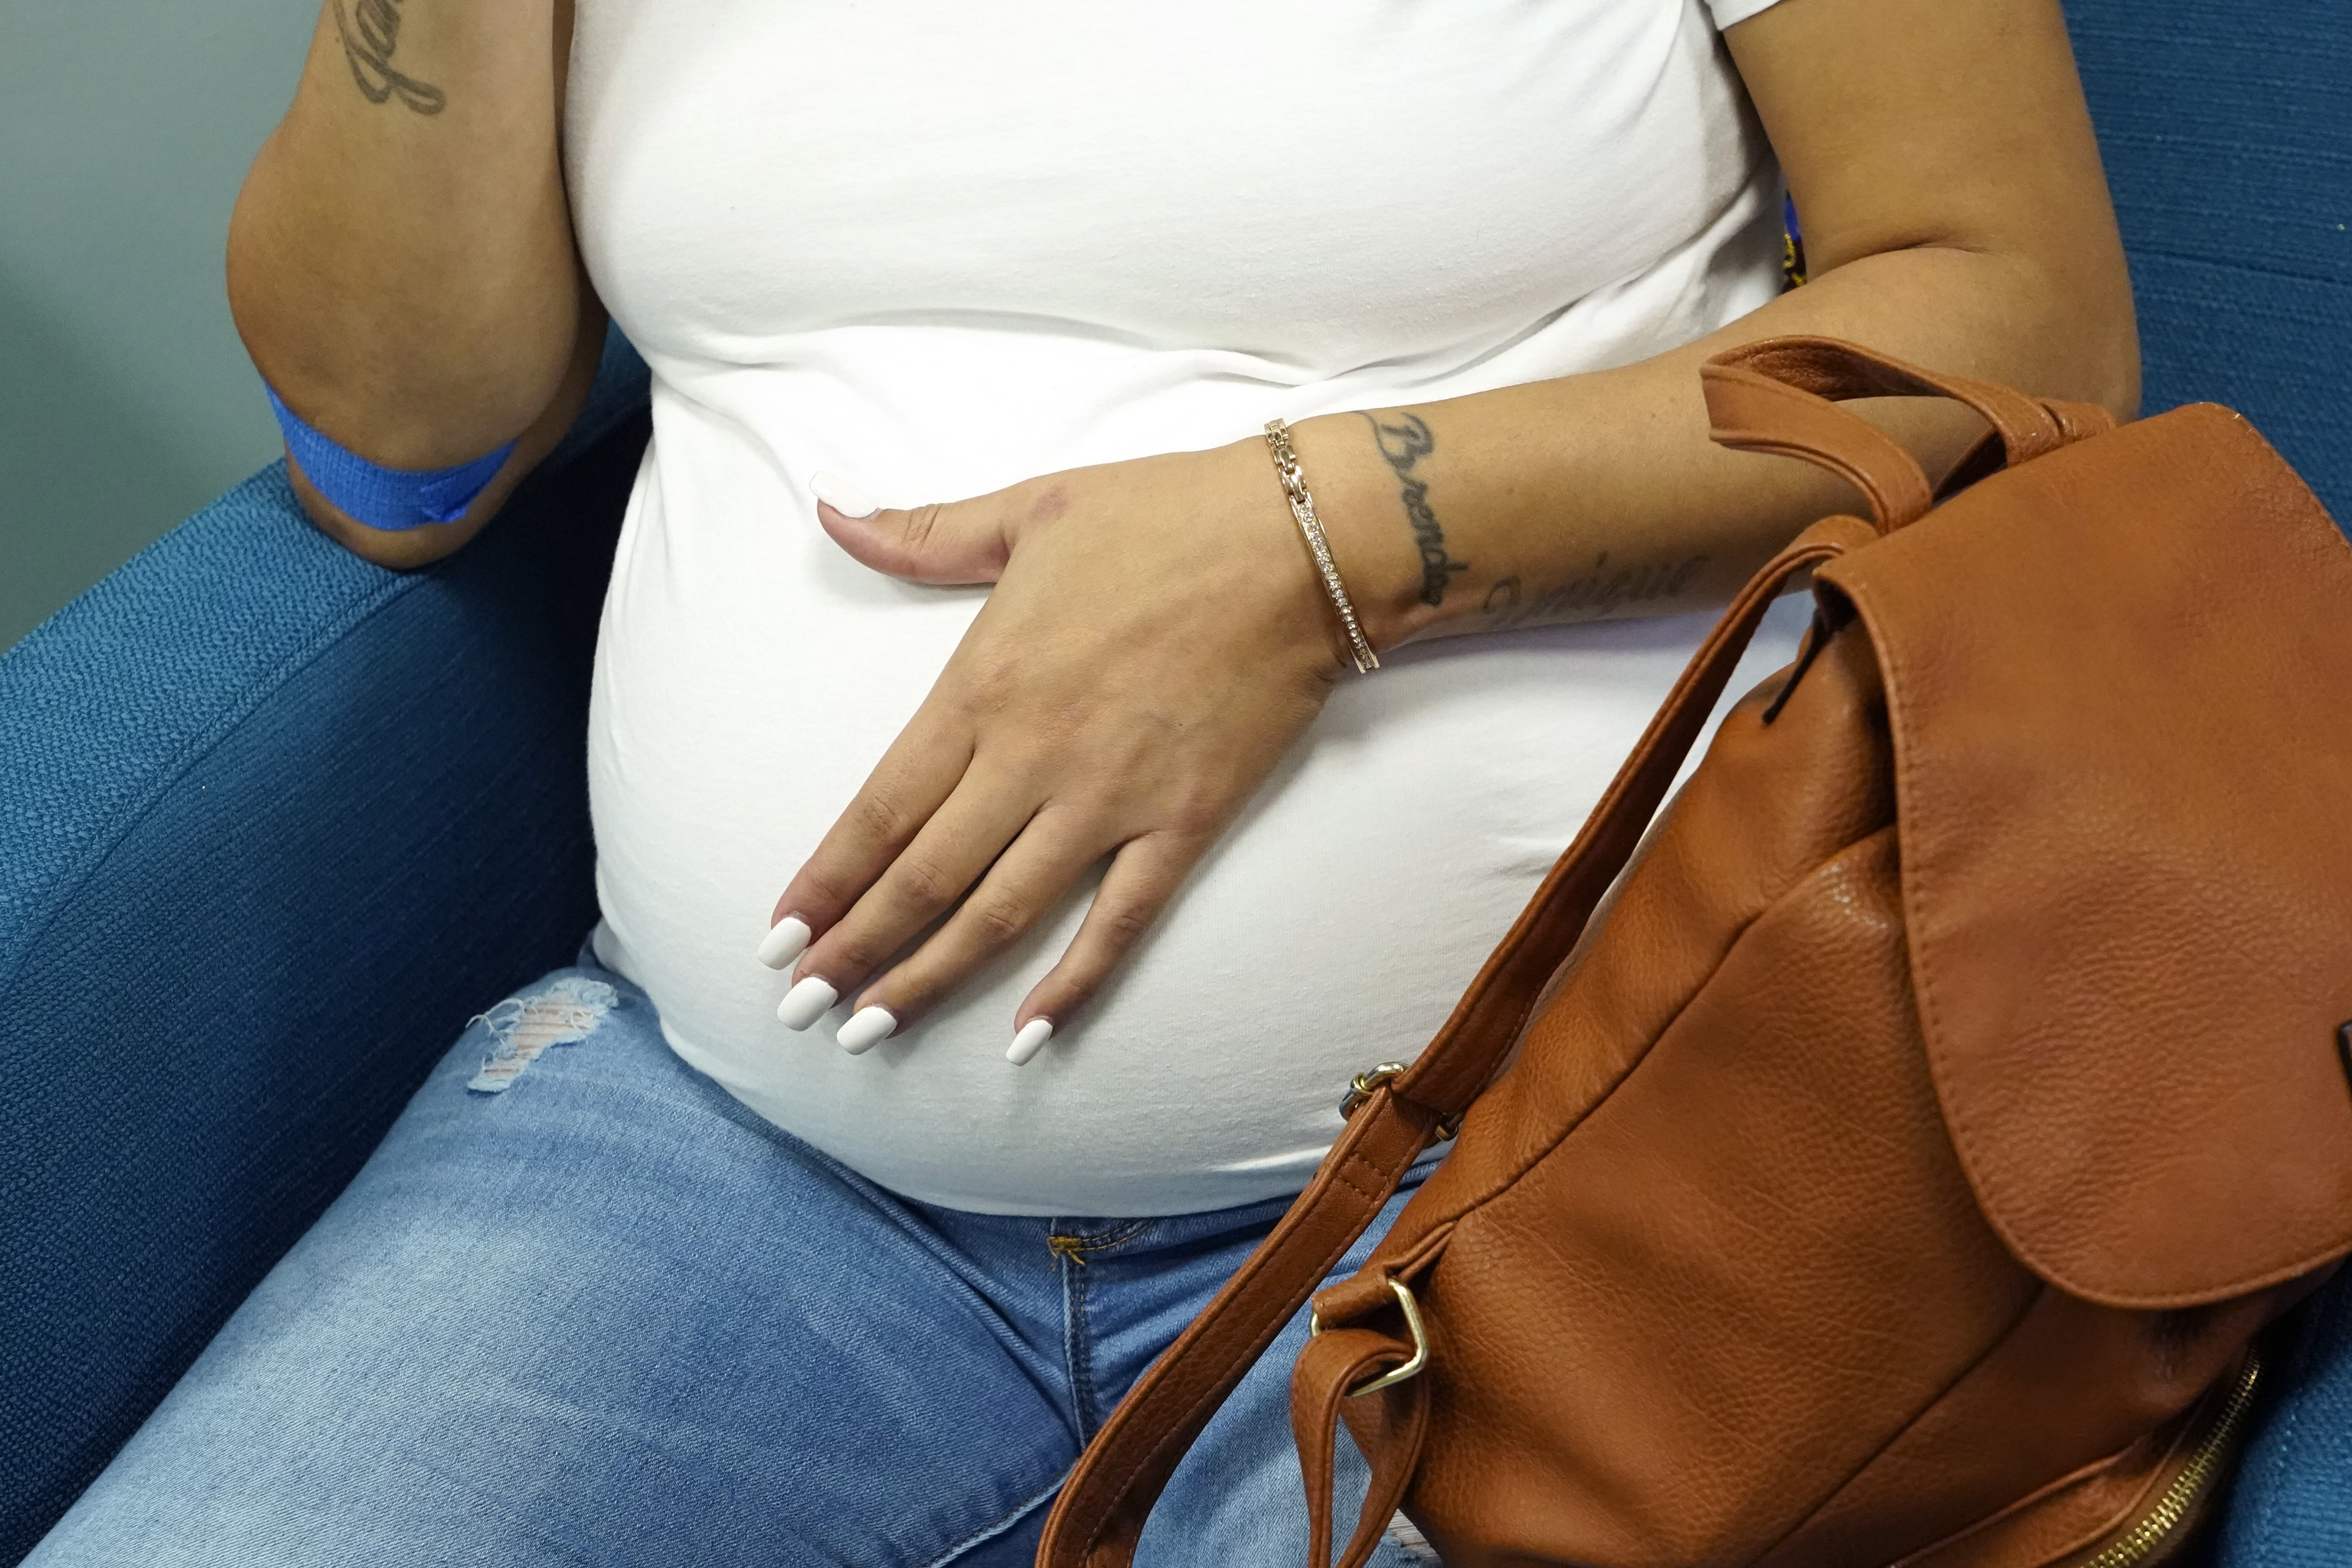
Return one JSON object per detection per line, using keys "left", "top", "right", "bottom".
{"left": 1338, "top": 1063, "right": 1410, "bottom": 1120}
{"left": 1338, "top": 1062, "right": 1462, "bottom": 1141}
{"left": 1308, "top": 1279, "right": 1430, "bottom": 1398}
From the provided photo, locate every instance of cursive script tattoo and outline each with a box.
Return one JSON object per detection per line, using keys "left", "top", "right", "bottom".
{"left": 1479, "top": 552, "right": 1712, "bottom": 630}
{"left": 1359, "top": 411, "right": 1469, "bottom": 608}
{"left": 333, "top": 0, "right": 446, "bottom": 115}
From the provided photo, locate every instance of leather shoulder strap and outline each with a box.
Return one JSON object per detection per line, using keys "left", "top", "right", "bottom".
{"left": 1700, "top": 336, "right": 2114, "bottom": 530}
{"left": 1034, "top": 514, "right": 1874, "bottom": 1568}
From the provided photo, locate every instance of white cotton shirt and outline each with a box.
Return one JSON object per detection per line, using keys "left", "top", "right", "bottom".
{"left": 569, "top": 0, "right": 1805, "bottom": 1216}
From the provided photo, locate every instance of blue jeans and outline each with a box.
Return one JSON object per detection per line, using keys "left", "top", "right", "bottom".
{"left": 28, "top": 955, "right": 1431, "bottom": 1567}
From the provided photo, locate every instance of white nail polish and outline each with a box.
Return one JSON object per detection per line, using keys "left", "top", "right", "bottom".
{"left": 809, "top": 470, "right": 879, "bottom": 519}
{"left": 776, "top": 976, "right": 838, "bottom": 1031}
{"left": 756, "top": 915, "right": 812, "bottom": 970}
{"left": 838, "top": 1006, "right": 897, "bottom": 1055}
{"left": 1007, "top": 1018, "right": 1054, "bottom": 1067}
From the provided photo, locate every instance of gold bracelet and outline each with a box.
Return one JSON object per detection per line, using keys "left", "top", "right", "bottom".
{"left": 1262, "top": 418, "right": 1380, "bottom": 675}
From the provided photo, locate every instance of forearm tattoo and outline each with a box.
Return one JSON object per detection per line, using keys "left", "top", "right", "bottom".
{"left": 334, "top": 0, "right": 446, "bottom": 114}
{"left": 1479, "top": 553, "right": 1711, "bottom": 630}
{"left": 1359, "top": 411, "right": 1469, "bottom": 608}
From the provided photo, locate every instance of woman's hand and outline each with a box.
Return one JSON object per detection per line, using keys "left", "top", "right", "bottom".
{"left": 760, "top": 439, "right": 1355, "bottom": 1061}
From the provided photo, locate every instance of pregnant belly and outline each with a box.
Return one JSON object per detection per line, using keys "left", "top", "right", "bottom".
{"left": 583, "top": 397, "right": 1805, "bottom": 1217}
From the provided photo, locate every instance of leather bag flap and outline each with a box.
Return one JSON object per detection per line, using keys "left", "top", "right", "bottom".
{"left": 1818, "top": 404, "right": 2352, "bottom": 1308}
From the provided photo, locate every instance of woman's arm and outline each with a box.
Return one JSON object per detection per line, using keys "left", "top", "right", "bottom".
{"left": 227, "top": 0, "right": 598, "bottom": 569}
{"left": 1276, "top": 0, "right": 2135, "bottom": 652}
{"left": 766, "top": 0, "right": 2135, "bottom": 1051}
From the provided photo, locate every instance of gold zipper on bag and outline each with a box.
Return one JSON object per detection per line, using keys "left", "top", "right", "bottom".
{"left": 2075, "top": 1356, "right": 2262, "bottom": 1568}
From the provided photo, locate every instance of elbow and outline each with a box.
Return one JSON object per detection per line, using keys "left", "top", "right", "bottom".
{"left": 2069, "top": 291, "right": 2141, "bottom": 426}
{"left": 2015, "top": 237, "right": 2143, "bottom": 426}
{"left": 1960, "top": 243, "right": 2142, "bottom": 427}
{"left": 225, "top": 194, "right": 582, "bottom": 472}
{"left": 236, "top": 302, "right": 567, "bottom": 475}
{"left": 2097, "top": 331, "right": 2141, "bottom": 427}
{"left": 286, "top": 458, "right": 492, "bottom": 571}
{"left": 271, "top": 290, "right": 606, "bottom": 570}
{"left": 1852, "top": 228, "right": 2143, "bottom": 428}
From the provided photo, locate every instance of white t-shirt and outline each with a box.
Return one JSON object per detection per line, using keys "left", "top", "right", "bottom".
{"left": 569, "top": 0, "right": 1804, "bottom": 1216}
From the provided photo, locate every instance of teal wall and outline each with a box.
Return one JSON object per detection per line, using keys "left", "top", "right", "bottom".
{"left": 0, "top": 0, "right": 313, "bottom": 650}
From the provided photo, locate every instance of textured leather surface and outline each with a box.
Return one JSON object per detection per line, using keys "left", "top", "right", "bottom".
{"left": 1821, "top": 407, "right": 2352, "bottom": 1308}
{"left": 1701, "top": 363, "right": 1936, "bottom": 528}
{"left": 1047, "top": 338, "right": 2352, "bottom": 1568}
{"left": 1700, "top": 340, "right": 2117, "bottom": 534}
{"left": 0, "top": 332, "right": 649, "bottom": 1565}
{"left": 1294, "top": 1328, "right": 1429, "bottom": 1568}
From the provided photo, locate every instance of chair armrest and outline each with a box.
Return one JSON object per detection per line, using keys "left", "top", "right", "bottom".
{"left": 2214, "top": 1278, "right": 2352, "bottom": 1566}
{"left": 0, "top": 329, "right": 649, "bottom": 1563}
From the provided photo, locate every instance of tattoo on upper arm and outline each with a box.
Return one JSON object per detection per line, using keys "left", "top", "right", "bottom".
{"left": 1480, "top": 554, "right": 1711, "bottom": 630}
{"left": 1359, "top": 411, "right": 1469, "bottom": 608}
{"left": 333, "top": 0, "right": 446, "bottom": 115}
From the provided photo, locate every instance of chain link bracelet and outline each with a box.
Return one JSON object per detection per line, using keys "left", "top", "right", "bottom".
{"left": 1262, "top": 418, "right": 1380, "bottom": 675}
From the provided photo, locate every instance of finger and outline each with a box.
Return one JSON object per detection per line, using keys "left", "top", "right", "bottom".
{"left": 766, "top": 718, "right": 974, "bottom": 959}
{"left": 1006, "top": 831, "right": 1210, "bottom": 1065}
{"left": 811, "top": 472, "right": 1012, "bottom": 586}
{"left": 841, "top": 807, "right": 1112, "bottom": 1046}
{"left": 782, "top": 768, "right": 1043, "bottom": 1034}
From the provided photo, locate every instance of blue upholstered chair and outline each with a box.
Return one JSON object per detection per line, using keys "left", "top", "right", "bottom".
{"left": 2, "top": 2, "right": 2345, "bottom": 1561}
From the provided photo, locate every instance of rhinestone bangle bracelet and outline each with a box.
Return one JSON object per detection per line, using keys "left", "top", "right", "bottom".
{"left": 1262, "top": 418, "right": 1380, "bottom": 675}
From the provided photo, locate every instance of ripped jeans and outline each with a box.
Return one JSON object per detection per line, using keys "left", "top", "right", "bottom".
{"left": 26, "top": 949, "right": 1433, "bottom": 1568}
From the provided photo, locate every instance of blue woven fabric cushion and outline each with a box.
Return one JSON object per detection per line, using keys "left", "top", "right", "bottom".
{"left": 0, "top": 334, "right": 648, "bottom": 1563}
{"left": 2068, "top": 0, "right": 2352, "bottom": 529}
{"left": 2216, "top": 1289, "right": 2352, "bottom": 1567}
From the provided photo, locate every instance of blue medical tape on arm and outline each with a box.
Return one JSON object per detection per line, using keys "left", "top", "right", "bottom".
{"left": 266, "top": 384, "right": 518, "bottom": 531}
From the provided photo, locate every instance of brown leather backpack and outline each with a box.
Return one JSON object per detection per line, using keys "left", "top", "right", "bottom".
{"left": 1037, "top": 338, "right": 2352, "bottom": 1568}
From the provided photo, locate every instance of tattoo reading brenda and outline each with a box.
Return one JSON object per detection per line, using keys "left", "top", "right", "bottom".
{"left": 334, "top": 0, "right": 446, "bottom": 115}
{"left": 1481, "top": 553, "right": 1710, "bottom": 629}
{"left": 1359, "top": 411, "right": 1470, "bottom": 608}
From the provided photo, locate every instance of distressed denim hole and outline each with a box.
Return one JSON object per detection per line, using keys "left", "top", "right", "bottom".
{"left": 466, "top": 977, "right": 619, "bottom": 1094}
{"left": 1387, "top": 1515, "right": 1443, "bottom": 1564}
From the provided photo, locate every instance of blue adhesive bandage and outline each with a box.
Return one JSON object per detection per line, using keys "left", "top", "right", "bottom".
{"left": 266, "top": 384, "right": 518, "bottom": 531}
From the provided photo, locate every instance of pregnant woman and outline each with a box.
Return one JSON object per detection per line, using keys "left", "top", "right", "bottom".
{"left": 31, "top": 0, "right": 2134, "bottom": 1563}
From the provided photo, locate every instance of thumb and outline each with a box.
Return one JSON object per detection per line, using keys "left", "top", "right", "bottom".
{"left": 810, "top": 471, "right": 1011, "bottom": 586}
